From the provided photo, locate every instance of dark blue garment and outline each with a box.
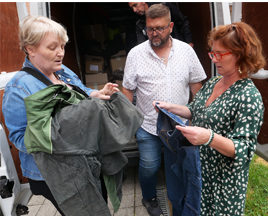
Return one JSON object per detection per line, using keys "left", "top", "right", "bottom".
{"left": 156, "top": 105, "right": 191, "bottom": 150}
{"left": 156, "top": 106, "right": 201, "bottom": 216}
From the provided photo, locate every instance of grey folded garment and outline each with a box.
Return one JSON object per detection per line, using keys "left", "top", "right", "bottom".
{"left": 24, "top": 85, "right": 144, "bottom": 216}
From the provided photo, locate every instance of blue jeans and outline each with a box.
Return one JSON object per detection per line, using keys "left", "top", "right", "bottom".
{"left": 136, "top": 127, "right": 162, "bottom": 200}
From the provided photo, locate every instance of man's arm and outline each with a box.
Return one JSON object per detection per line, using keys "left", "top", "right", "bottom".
{"left": 122, "top": 87, "right": 134, "bottom": 102}
{"left": 189, "top": 82, "right": 202, "bottom": 97}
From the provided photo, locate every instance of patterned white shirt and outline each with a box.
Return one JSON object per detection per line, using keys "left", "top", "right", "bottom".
{"left": 123, "top": 38, "right": 207, "bottom": 135}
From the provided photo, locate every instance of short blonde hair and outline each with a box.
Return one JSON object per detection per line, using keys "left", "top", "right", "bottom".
{"left": 208, "top": 22, "right": 266, "bottom": 77}
{"left": 19, "top": 16, "right": 68, "bottom": 54}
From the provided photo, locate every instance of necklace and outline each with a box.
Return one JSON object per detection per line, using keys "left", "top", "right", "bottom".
{"left": 159, "top": 38, "right": 172, "bottom": 62}
{"left": 53, "top": 73, "right": 64, "bottom": 85}
{"left": 53, "top": 73, "right": 72, "bottom": 89}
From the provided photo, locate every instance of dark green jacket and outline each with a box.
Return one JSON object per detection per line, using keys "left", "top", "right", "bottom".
{"left": 24, "top": 85, "right": 143, "bottom": 215}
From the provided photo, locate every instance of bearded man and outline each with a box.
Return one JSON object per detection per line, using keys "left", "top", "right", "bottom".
{"left": 122, "top": 4, "right": 207, "bottom": 216}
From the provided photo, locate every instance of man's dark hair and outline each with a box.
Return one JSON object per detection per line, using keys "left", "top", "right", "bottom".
{"left": 145, "top": 3, "right": 171, "bottom": 21}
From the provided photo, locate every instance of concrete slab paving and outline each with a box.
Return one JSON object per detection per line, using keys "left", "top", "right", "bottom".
{"left": 26, "top": 166, "right": 168, "bottom": 216}
{"left": 37, "top": 200, "right": 57, "bottom": 216}
{"left": 24, "top": 145, "right": 268, "bottom": 216}
{"left": 26, "top": 205, "right": 42, "bottom": 216}
{"left": 28, "top": 196, "right": 45, "bottom": 206}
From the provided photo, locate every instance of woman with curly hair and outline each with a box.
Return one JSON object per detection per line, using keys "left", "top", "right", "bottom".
{"left": 154, "top": 22, "right": 266, "bottom": 215}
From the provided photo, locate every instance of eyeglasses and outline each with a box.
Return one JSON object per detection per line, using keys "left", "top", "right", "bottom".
{"left": 208, "top": 51, "right": 232, "bottom": 61}
{"left": 146, "top": 23, "right": 170, "bottom": 35}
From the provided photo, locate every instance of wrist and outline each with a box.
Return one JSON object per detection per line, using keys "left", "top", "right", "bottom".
{"left": 203, "top": 129, "right": 214, "bottom": 146}
{"left": 89, "top": 90, "right": 98, "bottom": 96}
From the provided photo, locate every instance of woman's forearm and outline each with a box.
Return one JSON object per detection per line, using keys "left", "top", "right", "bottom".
{"left": 168, "top": 104, "right": 192, "bottom": 119}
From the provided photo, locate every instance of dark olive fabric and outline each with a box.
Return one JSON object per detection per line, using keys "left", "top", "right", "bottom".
{"left": 50, "top": 90, "right": 143, "bottom": 158}
{"left": 24, "top": 84, "right": 86, "bottom": 154}
{"left": 24, "top": 85, "right": 143, "bottom": 215}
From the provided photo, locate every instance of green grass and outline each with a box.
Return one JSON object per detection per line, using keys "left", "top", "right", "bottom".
{"left": 245, "top": 154, "right": 268, "bottom": 216}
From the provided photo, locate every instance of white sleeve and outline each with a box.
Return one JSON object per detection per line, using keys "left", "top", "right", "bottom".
{"left": 189, "top": 47, "right": 207, "bottom": 83}
{"left": 122, "top": 49, "right": 138, "bottom": 90}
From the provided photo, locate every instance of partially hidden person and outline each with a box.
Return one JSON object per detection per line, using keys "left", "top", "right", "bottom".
{"left": 126, "top": 2, "right": 193, "bottom": 53}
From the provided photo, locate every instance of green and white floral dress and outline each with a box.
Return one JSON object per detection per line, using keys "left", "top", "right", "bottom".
{"left": 187, "top": 76, "right": 264, "bottom": 216}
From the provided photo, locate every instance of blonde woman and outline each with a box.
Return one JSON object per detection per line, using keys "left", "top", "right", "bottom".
{"left": 3, "top": 16, "right": 118, "bottom": 215}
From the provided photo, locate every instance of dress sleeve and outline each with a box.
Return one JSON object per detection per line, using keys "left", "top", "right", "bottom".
{"left": 227, "top": 88, "right": 264, "bottom": 166}
{"left": 186, "top": 79, "right": 209, "bottom": 116}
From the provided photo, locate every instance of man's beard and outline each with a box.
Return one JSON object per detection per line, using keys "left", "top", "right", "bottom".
{"left": 138, "top": 11, "right": 145, "bottom": 16}
{"left": 150, "top": 34, "right": 170, "bottom": 48}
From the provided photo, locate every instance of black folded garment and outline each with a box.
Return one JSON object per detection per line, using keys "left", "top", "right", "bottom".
{"left": 156, "top": 105, "right": 192, "bottom": 152}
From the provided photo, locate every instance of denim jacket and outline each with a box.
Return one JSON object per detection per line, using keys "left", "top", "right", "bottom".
{"left": 2, "top": 58, "right": 95, "bottom": 180}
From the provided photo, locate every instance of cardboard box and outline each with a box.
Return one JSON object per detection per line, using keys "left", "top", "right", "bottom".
{"left": 86, "top": 83, "right": 106, "bottom": 90}
{"left": 86, "top": 78, "right": 122, "bottom": 91}
{"left": 110, "top": 50, "right": 127, "bottom": 72}
{"left": 85, "top": 73, "right": 108, "bottom": 85}
{"left": 115, "top": 80, "right": 123, "bottom": 91}
{"left": 85, "top": 55, "right": 104, "bottom": 74}
{"left": 81, "top": 24, "right": 107, "bottom": 48}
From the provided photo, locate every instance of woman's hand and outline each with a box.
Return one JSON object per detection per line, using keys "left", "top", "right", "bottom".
{"left": 152, "top": 101, "right": 173, "bottom": 112}
{"left": 153, "top": 101, "right": 192, "bottom": 119}
{"left": 90, "top": 83, "right": 119, "bottom": 100}
{"left": 176, "top": 125, "right": 211, "bottom": 146}
{"left": 177, "top": 125, "right": 236, "bottom": 158}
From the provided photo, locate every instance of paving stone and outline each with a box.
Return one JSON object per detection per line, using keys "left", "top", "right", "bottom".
{"left": 134, "top": 192, "right": 143, "bottom": 207}
{"left": 134, "top": 180, "right": 142, "bottom": 195}
{"left": 36, "top": 200, "right": 57, "bottom": 216}
{"left": 120, "top": 194, "right": 134, "bottom": 208}
{"left": 28, "top": 195, "right": 45, "bottom": 206}
{"left": 27, "top": 205, "right": 41, "bottom": 216}
{"left": 135, "top": 206, "right": 150, "bottom": 216}
{"left": 27, "top": 166, "right": 168, "bottom": 216}
{"left": 122, "top": 180, "right": 135, "bottom": 195}
{"left": 112, "top": 207, "right": 134, "bottom": 216}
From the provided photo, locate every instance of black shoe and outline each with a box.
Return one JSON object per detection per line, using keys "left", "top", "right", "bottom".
{"left": 142, "top": 197, "right": 164, "bottom": 216}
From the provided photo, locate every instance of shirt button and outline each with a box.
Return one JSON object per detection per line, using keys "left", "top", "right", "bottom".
{"left": 67, "top": 78, "right": 71, "bottom": 82}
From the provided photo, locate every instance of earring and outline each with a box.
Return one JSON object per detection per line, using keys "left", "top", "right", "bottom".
{"left": 238, "top": 67, "right": 242, "bottom": 74}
